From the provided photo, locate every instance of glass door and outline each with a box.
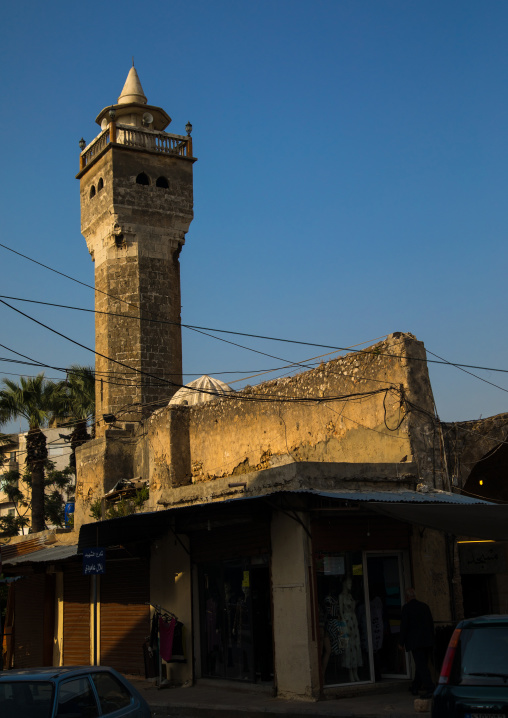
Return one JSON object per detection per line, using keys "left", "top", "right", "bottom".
{"left": 316, "top": 551, "right": 372, "bottom": 686}
{"left": 200, "top": 557, "right": 273, "bottom": 682}
{"left": 365, "top": 553, "right": 409, "bottom": 678}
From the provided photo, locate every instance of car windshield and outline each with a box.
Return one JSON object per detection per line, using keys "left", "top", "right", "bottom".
{"left": 0, "top": 680, "right": 54, "bottom": 718}
{"left": 458, "top": 625, "right": 508, "bottom": 685}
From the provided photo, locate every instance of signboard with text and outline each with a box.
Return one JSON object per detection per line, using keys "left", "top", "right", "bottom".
{"left": 459, "top": 542, "right": 506, "bottom": 574}
{"left": 83, "top": 548, "right": 106, "bottom": 575}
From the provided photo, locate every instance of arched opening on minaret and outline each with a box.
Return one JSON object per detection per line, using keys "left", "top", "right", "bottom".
{"left": 98, "top": 177, "right": 104, "bottom": 192}
{"left": 89, "top": 185, "right": 96, "bottom": 198}
{"left": 136, "top": 172, "right": 150, "bottom": 185}
{"left": 156, "top": 176, "right": 169, "bottom": 189}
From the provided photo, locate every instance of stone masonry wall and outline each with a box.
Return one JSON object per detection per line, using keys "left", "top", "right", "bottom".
{"left": 142, "top": 332, "right": 441, "bottom": 506}
{"left": 75, "top": 332, "right": 441, "bottom": 526}
{"left": 79, "top": 145, "right": 193, "bottom": 431}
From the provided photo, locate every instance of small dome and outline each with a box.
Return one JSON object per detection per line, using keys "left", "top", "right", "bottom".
{"left": 169, "top": 375, "right": 234, "bottom": 407}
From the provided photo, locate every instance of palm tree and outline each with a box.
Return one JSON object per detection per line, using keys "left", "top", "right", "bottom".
{"left": 0, "top": 374, "right": 62, "bottom": 532}
{"left": 56, "top": 365, "right": 95, "bottom": 473}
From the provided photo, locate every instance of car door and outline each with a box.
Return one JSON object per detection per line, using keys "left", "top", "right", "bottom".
{"left": 55, "top": 676, "right": 100, "bottom": 718}
{"left": 90, "top": 671, "right": 144, "bottom": 717}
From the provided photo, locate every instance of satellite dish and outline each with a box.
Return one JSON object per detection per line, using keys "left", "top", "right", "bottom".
{"left": 142, "top": 112, "right": 153, "bottom": 127}
{"left": 101, "top": 118, "right": 108, "bottom": 130}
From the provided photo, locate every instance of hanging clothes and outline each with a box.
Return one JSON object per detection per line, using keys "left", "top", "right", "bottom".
{"left": 159, "top": 616, "right": 176, "bottom": 662}
{"left": 168, "top": 621, "right": 186, "bottom": 663}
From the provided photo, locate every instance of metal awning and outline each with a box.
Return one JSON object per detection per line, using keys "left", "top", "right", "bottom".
{"left": 311, "top": 489, "right": 491, "bottom": 505}
{"left": 76, "top": 487, "right": 508, "bottom": 547}
{"left": 311, "top": 489, "right": 508, "bottom": 540}
{"left": 3, "top": 544, "right": 79, "bottom": 567}
{"left": 366, "top": 503, "right": 508, "bottom": 540}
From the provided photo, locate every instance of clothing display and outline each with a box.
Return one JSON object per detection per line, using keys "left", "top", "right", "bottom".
{"left": 170, "top": 621, "right": 186, "bottom": 663}
{"left": 324, "top": 593, "right": 348, "bottom": 656}
{"left": 358, "top": 596, "right": 384, "bottom": 654}
{"left": 339, "top": 587, "right": 362, "bottom": 670}
{"left": 159, "top": 615, "right": 176, "bottom": 662}
{"left": 145, "top": 604, "right": 186, "bottom": 681}
{"left": 326, "top": 618, "right": 348, "bottom": 655}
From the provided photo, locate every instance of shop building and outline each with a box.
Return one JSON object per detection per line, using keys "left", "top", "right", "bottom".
{"left": 3, "top": 66, "right": 508, "bottom": 701}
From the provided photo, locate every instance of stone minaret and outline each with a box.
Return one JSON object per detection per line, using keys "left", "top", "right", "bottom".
{"left": 77, "top": 67, "right": 195, "bottom": 433}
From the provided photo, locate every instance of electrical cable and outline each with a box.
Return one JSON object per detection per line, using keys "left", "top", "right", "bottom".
{"left": 3, "top": 292, "right": 508, "bottom": 380}
{"left": 0, "top": 307, "right": 392, "bottom": 407}
{"left": 425, "top": 347, "right": 508, "bottom": 394}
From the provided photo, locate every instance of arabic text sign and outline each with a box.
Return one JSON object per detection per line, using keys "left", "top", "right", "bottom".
{"left": 459, "top": 543, "right": 506, "bottom": 574}
{"left": 83, "top": 547, "right": 106, "bottom": 575}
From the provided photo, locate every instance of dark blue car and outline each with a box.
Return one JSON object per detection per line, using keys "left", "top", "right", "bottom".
{"left": 432, "top": 615, "right": 508, "bottom": 718}
{"left": 0, "top": 665, "right": 152, "bottom": 718}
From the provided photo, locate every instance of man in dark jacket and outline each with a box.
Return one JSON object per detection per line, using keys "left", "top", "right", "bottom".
{"left": 400, "top": 588, "right": 435, "bottom": 698}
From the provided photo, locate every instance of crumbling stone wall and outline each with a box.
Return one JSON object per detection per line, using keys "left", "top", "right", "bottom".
{"left": 74, "top": 429, "right": 136, "bottom": 530}
{"left": 140, "top": 332, "right": 441, "bottom": 507}
{"left": 75, "top": 332, "right": 442, "bottom": 527}
{"left": 180, "top": 332, "right": 438, "bottom": 485}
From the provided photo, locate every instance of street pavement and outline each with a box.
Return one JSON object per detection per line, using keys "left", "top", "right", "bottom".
{"left": 128, "top": 677, "right": 430, "bottom": 717}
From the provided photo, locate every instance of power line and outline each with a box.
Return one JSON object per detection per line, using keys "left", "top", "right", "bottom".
{"left": 425, "top": 347, "right": 508, "bottom": 394}
{"left": 3, "top": 241, "right": 508, "bottom": 418}
{"left": 3, "top": 292, "right": 508, "bottom": 380}
{"left": 0, "top": 345, "right": 397, "bottom": 394}
{"left": 0, "top": 306, "right": 393, "bottom": 406}
{"left": 0, "top": 294, "right": 322, "bottom": 371}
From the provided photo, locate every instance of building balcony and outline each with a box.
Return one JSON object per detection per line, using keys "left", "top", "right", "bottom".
{"left": 79, "top": 123, "right": 193, "bottom": 172}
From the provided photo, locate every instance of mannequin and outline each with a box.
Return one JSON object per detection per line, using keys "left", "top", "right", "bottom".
{"left": 321, "top": 585, "right": 340, "bottom": 674}
{"left": 339, "top": 576, "right": 363, "bottom": 681}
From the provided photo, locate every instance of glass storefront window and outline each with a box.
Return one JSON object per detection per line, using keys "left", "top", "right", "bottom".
{"left": 316, "top": 551, "right": 372, "bottom": 685}
{"left": 366, "top": 555, "right": 408, "bottom": 678}
{"left": 200, "top": 557, "right": 273, "bottom": 683}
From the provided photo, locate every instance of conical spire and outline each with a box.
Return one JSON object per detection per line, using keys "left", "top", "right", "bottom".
{"left": 118, "top": 65, "right": 147, "bottom": 105}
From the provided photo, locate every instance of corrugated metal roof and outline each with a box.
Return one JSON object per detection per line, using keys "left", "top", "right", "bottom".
{"left": 77, "top": 487, "right": 497, "bottom": 549}
{"left": 311, "top": 489, "right": 490, "bottom": 504}
{"left": 4, "top": 544, "right": 78, "bottom": 566}
{"left": 1, "top": 535, "right": 48, "bottom": 561}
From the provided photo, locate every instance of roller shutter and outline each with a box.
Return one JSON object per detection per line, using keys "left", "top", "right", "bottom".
{"left": 99, "top": 558, "right": 149, "bottom": 675}
{"left": 14, "top": 574, "right": 45, "bottom": 667}
{"left": 63, "top": 564, "right": 91, "bottom": 665}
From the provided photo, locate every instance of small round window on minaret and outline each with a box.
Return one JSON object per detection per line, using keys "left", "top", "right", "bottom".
{"left": 97, "top": 178, "right": 104, "bottom": 191}
{"left": 89, "top": 185, "right": 96, "bottom": 198}
{"left": 156, "top": 176, "right": 169, "bottom": 189}
{"left": 136, "top": 172, "right": 150, "bottom": 186}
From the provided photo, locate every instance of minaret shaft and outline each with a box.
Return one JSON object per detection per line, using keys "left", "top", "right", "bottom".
{"left": 77, "top": 70, "right": 195, "bottom": 433}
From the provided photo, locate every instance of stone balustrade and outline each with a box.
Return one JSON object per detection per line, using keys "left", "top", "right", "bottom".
{"left": 80, "top": 124, "right": 192, "bottom": 170}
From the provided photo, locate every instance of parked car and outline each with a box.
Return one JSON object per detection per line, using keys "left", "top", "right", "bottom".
{"left": 0, "top": 665, "right": 151, "bottom": 718}
{"left": 432, "top": 614, "right": 508, "bottom": 718}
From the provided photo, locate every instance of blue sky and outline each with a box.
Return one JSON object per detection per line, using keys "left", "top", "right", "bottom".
{"left": 1, "top": 0, "right": 508, "bottom": 432}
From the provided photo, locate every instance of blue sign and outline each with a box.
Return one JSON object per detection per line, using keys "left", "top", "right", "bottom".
{"left": 83, "top": 548, "right": 106, "bottom": 575}
{"left": 64, "top": 502, "right": 75, "bottom": 527}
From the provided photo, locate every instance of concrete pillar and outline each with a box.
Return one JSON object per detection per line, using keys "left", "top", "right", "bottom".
{"left": 270, "top": 510, "right": 319, "bottom": 699}
{"left": 410, "top": 527, "right": 455, "bottom": 623}
{"left": 150, "top": 532, "right": 192, "bottom": 685}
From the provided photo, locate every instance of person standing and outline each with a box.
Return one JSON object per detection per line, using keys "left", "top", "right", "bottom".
{"left": 400, "top": 588, "right": 435, "bottom": 698}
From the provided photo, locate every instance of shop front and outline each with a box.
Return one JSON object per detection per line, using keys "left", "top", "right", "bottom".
{"left": 199, "top": 556, "right": 273, "bottom": 682}
{"left": 312, "top": 513, "right": 411, "bottom": 688}
{"left": 316, "top": 549, "right": 410, "bottom": 686}
{"left": 188, "top": 507, "right": 274, "bottom": 685}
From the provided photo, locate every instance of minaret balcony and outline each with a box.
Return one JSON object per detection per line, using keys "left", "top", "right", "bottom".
{"left": 79, "top": 123, "right": 193, "bottom": 173}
